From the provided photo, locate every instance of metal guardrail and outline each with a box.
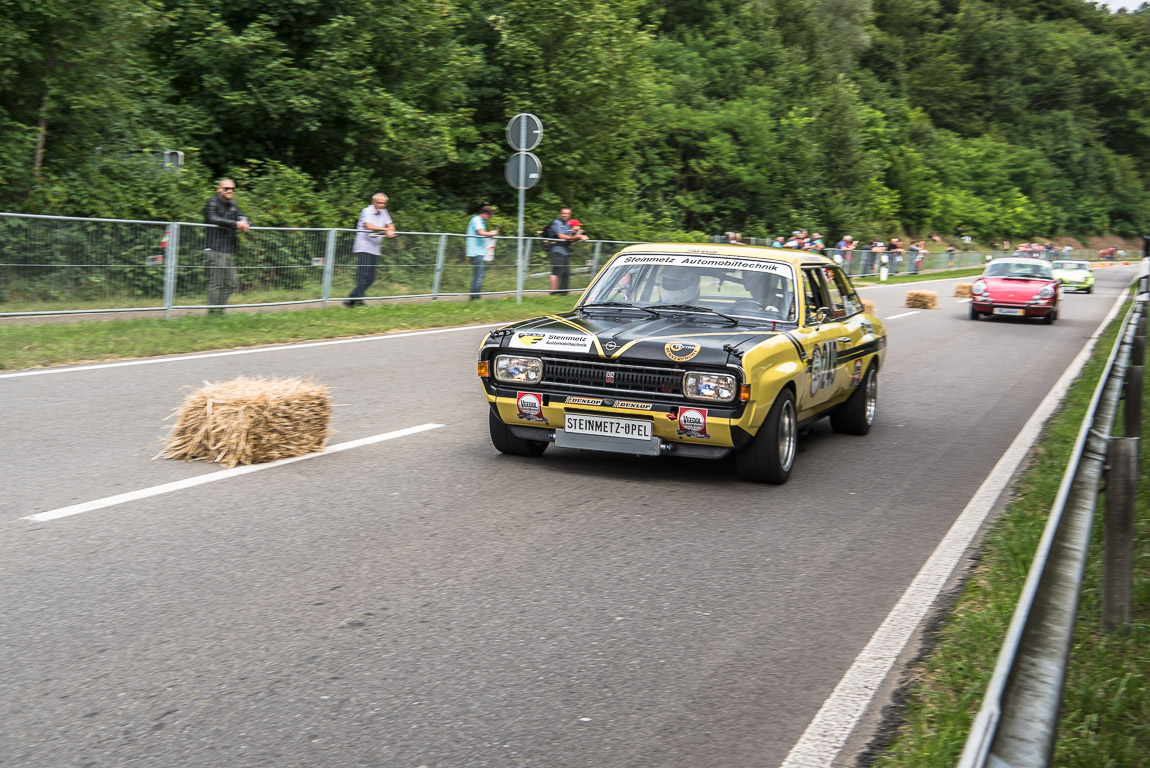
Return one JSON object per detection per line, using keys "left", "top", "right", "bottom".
{"left": 958, "top": 279, "right": 1147, "bottom": 768}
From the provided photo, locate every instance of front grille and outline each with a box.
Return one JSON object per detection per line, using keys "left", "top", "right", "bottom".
{"left": 541, "top": 356, "right": 686, "bottom": 397}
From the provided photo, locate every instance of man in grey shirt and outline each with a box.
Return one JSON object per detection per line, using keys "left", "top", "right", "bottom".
{"left": 345, "top": 193, "right": 397, "bottom": 307}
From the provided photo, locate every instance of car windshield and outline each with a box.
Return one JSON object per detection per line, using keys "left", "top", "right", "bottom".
{"left": 580, "top": 254, "right": 799, "bottom": 323}
{"left": 1052, "top": 260, "right": 1090, "bottom": 271}
{"left": 984, "top": 261, "right": 1054, "bottom": 279}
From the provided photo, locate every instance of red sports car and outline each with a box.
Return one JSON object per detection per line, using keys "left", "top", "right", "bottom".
{"left": 969, "top": 257, "right": 1061, "bottom": 324}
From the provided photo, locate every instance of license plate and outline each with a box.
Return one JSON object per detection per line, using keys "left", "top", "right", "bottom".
{"left": 564, "top": 413, "right": 652, "bottom": 441}
{"left": 994, "top": 308, "right": 1025, "bottom": 316}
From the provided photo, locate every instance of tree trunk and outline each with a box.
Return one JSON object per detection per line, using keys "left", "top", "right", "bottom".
{"left": 33, "top": 54, "right": 53, "bottom": 177}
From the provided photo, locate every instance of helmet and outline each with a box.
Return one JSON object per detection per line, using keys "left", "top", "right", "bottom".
{"left": 660, "top": 267, "right": 700, "bottom": 304}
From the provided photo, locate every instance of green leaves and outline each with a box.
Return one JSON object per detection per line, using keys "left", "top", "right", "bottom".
{"left": 0, "top": 0, "right": 1148, "bottom": 241}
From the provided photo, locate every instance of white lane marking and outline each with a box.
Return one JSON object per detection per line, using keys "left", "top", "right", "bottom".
{"left": 883, "top": 311, "right": 920, "bottom": 320}
{"left": 21, "top": 424, "right": 444, "bottom": 522}
{"left": 0, "top": 323, "right": 507, "bottom": 379}
{"left": 778, "top": 284, "right": 1132, "bottom": 768}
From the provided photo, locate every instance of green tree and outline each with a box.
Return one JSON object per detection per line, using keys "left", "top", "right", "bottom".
{"left": 0, "top": 0, "right": 169, "bottom": 202}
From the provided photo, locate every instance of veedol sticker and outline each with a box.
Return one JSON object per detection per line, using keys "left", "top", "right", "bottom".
{"left": 677, "top": 408, "right": 711, "bottom": 439}
{"left": 516, "top": 392, "right": 547, "bottom": 423}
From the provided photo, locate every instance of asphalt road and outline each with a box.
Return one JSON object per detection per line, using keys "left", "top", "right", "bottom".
{"left": 0, "top": 265, "right": 1138, "bottom": 768}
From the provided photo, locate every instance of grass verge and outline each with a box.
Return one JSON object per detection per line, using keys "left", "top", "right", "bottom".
{"left": 870, "top": 299, "right": 1149, "bottom": 767}
{"left": 0, "top": 295, "right": 580, "bottom": 371}
{"left": 852, "top": 266, "right": 987, "bottom": 287}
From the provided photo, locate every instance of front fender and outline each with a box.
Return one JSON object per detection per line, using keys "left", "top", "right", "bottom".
{"left": 735, "top": 350, "right": 803, "bottom": 436}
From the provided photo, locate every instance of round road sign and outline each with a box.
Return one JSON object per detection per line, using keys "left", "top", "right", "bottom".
{"left": 505, "top": 152, "right": 542, "bottom": 190}
{"left": 506, "top": 114, "right": 543, "bottom": 152}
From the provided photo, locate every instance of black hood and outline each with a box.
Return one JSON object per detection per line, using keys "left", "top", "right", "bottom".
{"left": 497, "top": 312, "right": 781, "bottom": 366}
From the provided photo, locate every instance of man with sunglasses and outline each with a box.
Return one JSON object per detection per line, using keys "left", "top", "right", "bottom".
{"left": 202, "top": 179, "right": 250, "bottom": 314}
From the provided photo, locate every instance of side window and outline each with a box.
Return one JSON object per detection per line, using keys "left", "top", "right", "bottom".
{"left": 801, "top": 269, "right": 830, "bottom": 322}
{"left": 823, "top": 267, "right": 860, "bottom": 317}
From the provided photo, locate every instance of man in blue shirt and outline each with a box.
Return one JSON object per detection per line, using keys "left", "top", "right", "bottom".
{"left": 546, "top": 207, "right": 588, "bottom": 295}
{"left": 466, "top": 206, "right": 498, "bottom": 300}
{"left": 345, "top": 193, "right": 396, "bottom": 307}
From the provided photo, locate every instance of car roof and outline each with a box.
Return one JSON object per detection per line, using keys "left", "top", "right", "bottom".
{"left": 612, "top": 242, "right": 833, "bottom": 267}
{"left": 987, "top": 256, "right": 1051, "bottom": 265}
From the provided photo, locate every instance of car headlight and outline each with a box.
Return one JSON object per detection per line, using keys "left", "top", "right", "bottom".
{"left": 494, "top": 355, "right": 543, "bottom": 383}
{"left": 1038, "top": 285, "right": 1054, "bottom": 299}
{"left": 971, "top": 281, "right": 987, "bottom": 295}
{"left": 683, "top": 371, "right": 737, "bottom": 402}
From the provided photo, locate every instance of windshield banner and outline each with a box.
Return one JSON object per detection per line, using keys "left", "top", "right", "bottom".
{"left": 614, "top": 253, "right": 795, "bottom": 277}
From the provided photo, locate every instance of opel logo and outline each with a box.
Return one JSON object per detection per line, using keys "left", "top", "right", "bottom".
{"left": 605, "top": 341, "right": 617, "bottom": 351}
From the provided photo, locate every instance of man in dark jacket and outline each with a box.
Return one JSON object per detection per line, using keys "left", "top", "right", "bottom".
{"left": 203, "top": 178, "right": 250, "bottom": 313}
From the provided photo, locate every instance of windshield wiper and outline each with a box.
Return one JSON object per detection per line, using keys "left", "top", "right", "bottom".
{"left": 578, "top": 302, "right": 659, "bottom": 318}
{"left": 646, "top": 304, "right": 740, "bottom": 326}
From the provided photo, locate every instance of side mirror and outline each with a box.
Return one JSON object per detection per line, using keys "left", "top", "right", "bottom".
{"left": 808, "top": 307, "right": 829, "bottom": 328}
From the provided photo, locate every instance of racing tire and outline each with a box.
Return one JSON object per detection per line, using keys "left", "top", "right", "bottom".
{"left": 489, "top": 410, "right": 549, "bottom": 457}
{"left": 969, "top": 304, "right": 981, "bottom": 320}
{"left": 735, "top": 389, "right": 797, "bottom": 484}
{"left": 831, "top": 366, "right": 877, "bottom": 436}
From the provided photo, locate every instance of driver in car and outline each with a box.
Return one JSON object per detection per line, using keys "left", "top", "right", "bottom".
{"left": 743, "top": 271, "right": 792, "bottom": 318}
{"left": 659, "top": 268, "right": 701, "bottom": 304}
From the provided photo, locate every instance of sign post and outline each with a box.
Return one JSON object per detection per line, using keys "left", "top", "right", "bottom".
{"left": 506, "top": 114, "right": 542, "bottom": 303}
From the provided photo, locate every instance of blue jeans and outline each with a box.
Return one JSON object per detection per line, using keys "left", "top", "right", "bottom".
{"left": 469, "top": 257, "right": 485, "bottom": 299}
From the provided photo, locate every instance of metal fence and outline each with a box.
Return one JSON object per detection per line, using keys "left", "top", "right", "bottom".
{"left": 959, "top": 277, "right": 1148, "bottom": 768}
{"left": 0, "top": 212, "right": 640, "bottom": 318}
{"left": 707, "top": 234, "right": 1103, "bottom": 277}
{"left": 0, "top": 210, "right": 1116, "bottom": 318}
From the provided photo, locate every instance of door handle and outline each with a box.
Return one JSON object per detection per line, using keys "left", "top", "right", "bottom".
{"left": 836, "top": 336, "right": 851, "bottom": 343}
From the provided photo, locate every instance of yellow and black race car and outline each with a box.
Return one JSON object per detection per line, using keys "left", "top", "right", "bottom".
{"left": 477, "top": 243, "right": 887, "bottom": 483}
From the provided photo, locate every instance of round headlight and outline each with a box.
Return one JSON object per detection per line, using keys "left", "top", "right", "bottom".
{"left": 1039, "top": 285, "right": 1054, "bottom": 299}
{"left": 494, "top": 355, "right": 543, "bottom": 383}
{"left": 971, "top": 281, "right": 987, "bottom": 295}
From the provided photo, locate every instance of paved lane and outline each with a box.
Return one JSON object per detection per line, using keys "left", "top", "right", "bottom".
{"left": 0, "top": 266, "right": 1137, "bottom": 767}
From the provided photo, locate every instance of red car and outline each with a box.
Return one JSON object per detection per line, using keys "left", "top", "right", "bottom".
{"left": 969, "top": 257, "right": 1061, "bottom": 324}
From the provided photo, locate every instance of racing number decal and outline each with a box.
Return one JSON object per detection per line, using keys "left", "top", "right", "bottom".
{"left": 809, "top": 341, "right": 838, "bottom": 397}
{"left": 821, "top": 342, "right": 838, "bottom": 392}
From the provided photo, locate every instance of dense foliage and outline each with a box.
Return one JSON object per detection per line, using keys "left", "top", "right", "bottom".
{"left": 1, "top": 0, "right": 1148, "bottom": 241}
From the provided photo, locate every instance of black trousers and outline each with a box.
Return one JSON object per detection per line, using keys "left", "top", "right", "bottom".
{"left": 349, "top": 252, "right": 379, "bottom": 302}
{"left": 550, "top": 248, "right": 570, "bottom": 293}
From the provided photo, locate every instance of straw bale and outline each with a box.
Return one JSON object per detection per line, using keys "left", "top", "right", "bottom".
{"left": 160, "top": 376, "right": 331, "bottom": 468}
{"left": 954, "top": 283, "right": 972, "bottom": 298}
{"left": 862, "top": 299, "right": 876, "bottom": 315}
{"left": 905, "top": 290, "right": 938, "bottom": 310}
